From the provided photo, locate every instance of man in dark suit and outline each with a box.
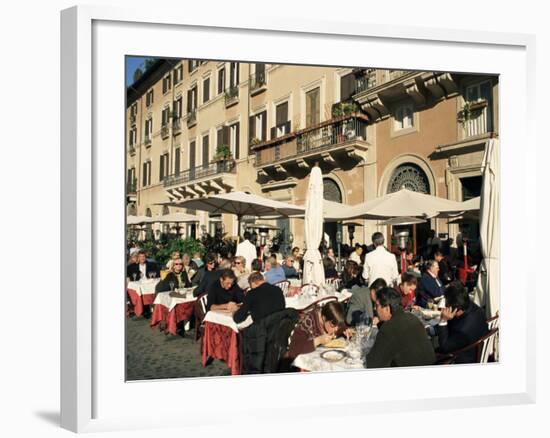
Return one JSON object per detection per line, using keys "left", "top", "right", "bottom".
{"left": 233, "top": 272, "right": 285, "bottom": 324}
{"left": 366, "top": 287, "right": 436, "bottom": 368}
{"left": 417, "top": 259, "right": 446, "bottom": 307}
{"left": 126, "top": 250, "right": 159, "bottom": 281}
{"left": 434, "top": 250, "right": 453, "bottom": 285}
{"left": 435, "top": 281, "right": 489, "bottom": 363}
{"left": 206, "top": 269, "right": 244, "bottom": 312}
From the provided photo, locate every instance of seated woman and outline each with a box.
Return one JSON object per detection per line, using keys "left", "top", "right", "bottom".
{"left": 397, "top": 272, "right": 418, "bottom": 310}
{"left": 232, "top": 255, "right": 250, "bottom": 290}
{"left": 323, "top": 256, "right": 339, "bottom": 279}
{"left": 340, "top": 260, "right": 363, "bottom": 290}
{"left": 287, "top": 301, "right": 351, "bottom": 360}
{"left": 155, "top": 257, "right": 191, "bottom": 293}
{"left": 165, "top": 251, "right": 182, "bottom": 271}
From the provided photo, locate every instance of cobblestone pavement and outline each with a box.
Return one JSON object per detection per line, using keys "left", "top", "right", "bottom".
{"left": 126, "top": 315, "right": 231, "bottom": 380}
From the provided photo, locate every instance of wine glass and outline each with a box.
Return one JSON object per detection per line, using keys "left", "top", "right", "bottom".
{"left": 132, "top": 273, "right": 137, "bottom": 283}
{"left": 169, "top": 281, "right": 175, "bottom": 292}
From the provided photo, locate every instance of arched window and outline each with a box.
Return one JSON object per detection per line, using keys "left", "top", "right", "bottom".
{"left": 127, "top": 204, "right": 137, "bottom": 216}
{"left": 387, "top": 163, "right": 430, "bottom": 194}
{"left": 323, "top": 178, "right": 342, "bottom": 203}
{"left": 162, "top": 205, "right": 170, "bottom": 215}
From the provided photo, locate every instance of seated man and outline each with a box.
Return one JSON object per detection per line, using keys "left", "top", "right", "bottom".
{"left": 155, "top": 258, "right": 191, "bottom": 293}
{"left": 206, "top": 269, "right": 244, "bottom": 312}
{"left": 282, "top": 256, "right": 299, "bottom": 279}
{"left": 263, "top": 255, "right": 286, "bottom": 285}
{"left": 345, "top": 277, "right": 386, "bottom": 326}
{"left": 127, "top": 250, "right": 159, "bottom": 281}
{"left": 366, "top": 287, "right": 436, "bottom": 368}
{"left": 435, "top": 281, "right": 489, "bottom": 363}
{"left": 434, "top": 250, "right": 453, "bottom": 285}
{"left": 233, "top": 272, "right": 285, "bottom": 324}
{"left": 417, "top": 260, "right": 446, "bottom": 307}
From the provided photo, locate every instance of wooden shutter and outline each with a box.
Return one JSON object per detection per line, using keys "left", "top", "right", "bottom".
{"left": 218, "top": 68, "right": 225, "bottom": 94}
{"left": 193, "top": 87, "right": 197, "bottom": 109}
{"left": 159, "top": 155, "right": 164, "bottom": 181}
{"left": 187, "top": 90, "right": 192, "bottom": 113}
{"left": 217, "top": 127, "right": 224, "bottom": 147}
{"left": 175, "top": 147, "right": 181, "bottom": 175}
{"left": 222, "top": 125, "right": 230, "bottom": 147}
{"left": 249, "top": 115, "right": 255, "bottom": 142}
{"left": 189, "top": 142, "right": 196, "bottom": 176}
{"left": 203, "top": 78, "right": 210, "bottom": 102}
{"left": 270, "top": 126, "right": 277, "bottom": 139}
{"left": 202, "top": 135, "right": 209, "bottom": 167}
{"left": 261, "top": 110, "right": 267, "bottom": 140}
{"left": 306, "top": 88, "right": 320, "bottom": 127}
{"left": 340, "top": 73, "right": 355, "bottom": 102}
{"left": 276, "top": 102, "right": 288, "bottom": 126}
{"left": 234, "top": 123, "right": 240, "bottom": 160}
{"left": 142, "top": 162, "right": 147, "bottom": 186}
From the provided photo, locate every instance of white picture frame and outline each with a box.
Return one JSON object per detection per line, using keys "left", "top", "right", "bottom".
{"left": 60, "top": 5, "right": 536, "bottom": 433}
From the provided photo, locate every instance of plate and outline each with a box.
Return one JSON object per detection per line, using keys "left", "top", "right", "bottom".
{"left": 321, "top": 349, "right": 346, "bottom": 362}
{"left": 323, "top": 338, "right": 348, "bottom": 349}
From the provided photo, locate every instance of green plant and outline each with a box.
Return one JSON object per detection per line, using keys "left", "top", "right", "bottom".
{"left": 250, "top": 137, "right": 261, "bottom": 145}
{"left": 214, "top": 144, "right": 232, "bottom": 161}
{"left": 332, "top": 102, "right": 359, "bottom": 118}
{"left": 200, "top": 229, "right": 236, "bottom": 257}
{"left": 137, "top": 235, "right": 204, "bottom": 265}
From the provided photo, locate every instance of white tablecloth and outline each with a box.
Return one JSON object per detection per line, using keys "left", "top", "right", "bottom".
{"left": 153, "top": 289, "right": 196, "bottom": 311}
{"left": 293, "top": 342, "right": 365, "bottom": 372}
{"left": 127, "top": 279, "right": 160, "bottom": 296}
{"left": 284, "top": 290, "right": 352, "bottom": 310}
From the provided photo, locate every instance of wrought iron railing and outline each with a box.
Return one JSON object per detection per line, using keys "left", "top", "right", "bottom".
{"left": 161, "top": 124, "right": 170, "bottom": 139}
{"left": 225, "top": 85, "right": 239, "bottom": 106}
{"left": 172, "top": 117, "right": 182, "bottom": 133}
{"left": 255, "top": 115, "right": 368, "bottom": 166}
{"left": 163, "top": 160, "right": 236, "bottom": 187}
{"left": 354, "top": 68, "right": 377, "bottom": 94}
{"left": 126, "top": 178, "right": 137, "bottom": 194}
{"left": 249, "top": 70, "right": 266, "bottom": 93}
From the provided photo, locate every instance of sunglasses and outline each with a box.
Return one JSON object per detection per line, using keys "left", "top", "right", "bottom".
{"left": 173, "top": 263, "right": 183, "bottom": 266}
{"left": 235, "top": 261, "right": 242, "bottom": 264}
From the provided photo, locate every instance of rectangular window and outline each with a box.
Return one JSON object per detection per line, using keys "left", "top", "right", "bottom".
{"left": 394, "top": 104, "right": 414, "bottom": 130}
{"left": 217, "top": 127, "right": 224, "bottom": 148}
{"left": 229, "top": 122, "right": 240, "bottom": 159}
{"left": 189, "top": 140, "right": 196, "bottom": 180}
{"left": 273, "top": 102, "right": 290, "bottom": 138}
{"left": 146, "top": 89, "right": 154, "bottom": 106}
{"left": 142, "top": 161, "right": 151, "bottom": 186}
{"left": 174, "top": 97, "right": 182, "bottom": 118}
{"left": 218, "top": 67, "right": 225, "bottom": 94}
{"left": 305, "top": 87, "right": 320, "bottom": 128}
{"left": 173, "top": 65, "right": 183, "bottom": 84}
{"left": 340, "top": 73, "right": 356, "bottom": 102}
{"left": 187, "top": 86, "right": 198, "bottom": 113}
{"left": 159, "top": 152, "right": 169, "bottom": 181}
{"left": 203, "top": 77, "right": 210, "bottom": 103}
{"left": 230, "top": 62, "right": 239, "bottom": 87}
{"left": 161, "top": 107, "right": 170, "bottom": 126}
{"left": 202, "top": 135, "right": 209, "bottom": 167}
{"left": 162, "top": 75, "right": 171, "bottom": 94}
{"left": 174, "top": 147, "right": 181, "bottom": 176}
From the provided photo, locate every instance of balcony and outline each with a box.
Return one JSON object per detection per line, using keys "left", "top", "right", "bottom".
{"left": 128, "top": 145, "right": 136, "bottom": 156}
{"left": 126, "top": 178, "right": 137, "bottom": 202}
{"left": 249, "top": 70, "right": 267, "bottom": 96}
{"left": 161, "top": 124, "right": 170, "bottom": 139}
{"left": 225, "top": 85, "right": 239, "bottom": 107}
{"left": 163, "top": 160, "right": 237, "bottom": 200}
{"left": 187, "top": 109, "right": 197, "bottom": 128}
{"left": 172, "top": 117, "right": 182, "bottom": 135}
{"left": 458, "top": 99, "right": 492, "bottom": 138}
{"left": 144, "top": 135, "right": 152, "bottom": 147}
{"left": 253, "top": 113, "right": 369, "bottom": 182}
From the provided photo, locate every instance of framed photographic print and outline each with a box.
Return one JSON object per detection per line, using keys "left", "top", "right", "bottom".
{"left": 61, "top": 4, "right": 536, "bottom": 433}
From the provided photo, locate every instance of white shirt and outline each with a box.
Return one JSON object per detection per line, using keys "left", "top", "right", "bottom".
{"left": 349, "top": 251, "right": 362, "bottom": 265}
{"left": 362, "top": 246, "right": 400, "bottom": 287}
{"left": 139, "top": 263, "right": 147, "bottom": 279}
{"left": 235, "top": 239, "right": 257, "bottom": 271}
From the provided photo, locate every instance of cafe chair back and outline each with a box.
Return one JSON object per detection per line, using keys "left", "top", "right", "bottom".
{"left": 274, "top": 280, "right": 290, "bottom": 296}
{"left": 440, "top": 327, "right": 499, "bottom": 365}
{"left": 193, "top": 293, "right": 208, "bottom": 342}
{"left": 300, "top": 283, "right": 319, "bottom": 297}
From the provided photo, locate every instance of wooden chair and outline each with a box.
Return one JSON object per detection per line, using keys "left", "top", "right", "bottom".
{"left": 484, "top": 313, "right": 499, "bottom": 362}
{"left": 193, "top": 293, "right": 208, "bottom": 342}
{"left": 325, "top": 277, "right": 341, "bottom": 291}
{"left": 274, "top": 280, "right": 290, "bottom": 296}
{"left": 301, "top": 296, "right": 338, "bottom": 314}
{"left": 300, "top": 283, "right": 319, "bottom": 297}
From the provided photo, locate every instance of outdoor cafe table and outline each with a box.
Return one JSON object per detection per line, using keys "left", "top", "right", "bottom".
{"left": 293, "top": 341, "right": 365, "bottom": 372}
{"left": 127, "top": 279, "right": 160, "bottom": 317}
{"left": 150, "top": 289, "right": 196, "bottom": 335}
{"left": 200, "top": 289, "right": 353, "bottom": 375}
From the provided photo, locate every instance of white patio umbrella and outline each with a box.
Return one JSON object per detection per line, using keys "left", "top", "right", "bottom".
{"left": 431, "top": 196, "right": 481, "bottom": 219}
{"left": 159, "top": 191, "right": 305, "bottom": 236}
{"left": 153, "top": 212, "right": 199, "bottom": 223}
{"left": 378, "top": 216, "right": 427, "bottom": 226}
{"left": 291, "top": 199, "right": 356, "bottom": 221}
{"left": 127, "top": 215, "right": 154, "bottom": 225}
{"left": 302, "top": 166, "right": 325, "bottom": 287}
{"left": 331, "top": 188, "right": 466, "bottom": 220}
{"left": 474, "top": 138, "right": 500, "bottom": 317}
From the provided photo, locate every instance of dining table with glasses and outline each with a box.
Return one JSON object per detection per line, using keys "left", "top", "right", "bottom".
{"left": 127, "top": 277, "right": 160, "bottom": 317}
{"left": 293, "top": 324, "right": 378, "bottom": 372}
{"left": 200, "top": 288, "right": 353, "bottom": 375}
{"left": 150, "top": 288, "right": 197, "bottom": 335}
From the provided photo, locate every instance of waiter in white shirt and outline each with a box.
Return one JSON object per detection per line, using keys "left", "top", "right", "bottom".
{"left": 235, "top": 231, "right": 258, "bottom": 271}
{"left": 362, "top": 232, "right": 400, "bottom": 287}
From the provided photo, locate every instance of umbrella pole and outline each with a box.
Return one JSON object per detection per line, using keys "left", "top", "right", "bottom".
{"left": 236, "top": 215, "right": 241, "bottom": 244}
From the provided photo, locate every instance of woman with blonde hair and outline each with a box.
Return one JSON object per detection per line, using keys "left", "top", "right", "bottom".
{"left": 233, "top": 255, "right": 250, "bottom": 290}
{"left": 165, "top": 251, "right": 182, "bottom": 271}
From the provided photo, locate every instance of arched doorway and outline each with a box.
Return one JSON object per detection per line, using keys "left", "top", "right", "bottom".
{"left": 323, "top": 178, "right": 343, "bottom": 251}
{"left": 387, "top": 163, "right": 431, "bottom": 255}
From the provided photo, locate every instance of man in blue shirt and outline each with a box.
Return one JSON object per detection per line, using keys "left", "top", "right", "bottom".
{"left": 264, "top": 255, "right": 286, "bottom": 285}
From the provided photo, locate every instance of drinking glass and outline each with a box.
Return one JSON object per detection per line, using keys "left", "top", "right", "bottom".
{"left": 169, "top": 281, "right": 175, "bottom": 292}
{"left": 132, "top": 273, "right": 137, "bottom": 282}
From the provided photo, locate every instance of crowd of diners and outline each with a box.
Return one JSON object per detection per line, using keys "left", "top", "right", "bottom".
{"left": 126, "top": 229, "right": 490, "bottom": 372}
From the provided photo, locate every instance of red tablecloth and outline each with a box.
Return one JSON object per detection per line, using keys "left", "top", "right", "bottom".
{"left": 150, "top": 301, "right": 195, "bottom": 335}
{"left": 127, "top": 288, "right": 156, "bottom": 317}
{"left": 201, "top": 322, "right": 241, "bottom": 375}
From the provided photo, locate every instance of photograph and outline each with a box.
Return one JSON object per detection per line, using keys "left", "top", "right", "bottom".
{"left": 124, "top": 57, "right": 500, "bottom": 380}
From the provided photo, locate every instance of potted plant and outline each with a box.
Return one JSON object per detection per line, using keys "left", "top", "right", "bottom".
{"left": 250, "top": 137, "right": 262, "bottom": 146}
{"left": 213, "top": 144, "right": 232, "bottom": 161}
{"left": 458, "top": 99, "right": 488, "bottom": 124}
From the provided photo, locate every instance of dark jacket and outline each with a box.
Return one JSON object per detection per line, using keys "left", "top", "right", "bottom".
{"left": 241, "top": 308, "right": 299, "bottom": 374}
{"left": 438, "top": 259, "right": 453, "bottom": 285}
{"left": 155, "top": 271, "right": 191, "bottom": 293}
{"left": 233, "top": 282, "right": 285, "bottom": 324}
{"left": 417, "top": 273, "right": 445, "bottom": 307}
{"left": 366, "top": 308, "right": 436, "bottom": 368}
{"left": 282, "top": 265, "right": 299, "bottom": 279}
{"left": 193, "top": 269, "right": 222, "bottom": 297}
{"left": 206, "top": 279, "right": 244, "bottom": 311}
{"left": 345, "top": 286, "right": 374, "bottom": 326}
{"left": 435, "top": 302, "right": 489, "bottom": 363}
{"left": 126, "top": 261, "right": 160, "bottom": 281}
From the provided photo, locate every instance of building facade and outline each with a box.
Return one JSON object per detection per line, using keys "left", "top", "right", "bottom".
{"left": 126, "top": 59, "right": 498, "bottom": 252}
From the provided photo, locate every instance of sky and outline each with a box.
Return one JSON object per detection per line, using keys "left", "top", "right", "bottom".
{"left": 125, "top": 56, "right": 148, "bottom": 87}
